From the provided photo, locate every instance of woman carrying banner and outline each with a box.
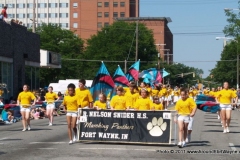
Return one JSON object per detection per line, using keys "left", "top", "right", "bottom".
{"left": 134, "top": 88, "right": 152, "bottom": 110}
{"left": 215, "top": 82, "right": 237, "bottom": 133}
{"left": 75, "top": 79, "right": 93, "bottom": 108}
{"left": 125, "top": 83, "right": 139, "bottom": 110}
{"left": 45, "top": 86, "right": 59, "bottom": 126}
{"left": 174, "top": 89, "right": 196, "bottom": 148}
{"left": 62, "top": 83, "right": 81, "bottom": 144}
{"left": 17, "top": 85, "right": 36, "bottom": 131}
{"left": 93, "top": 93, "right": 107, "bottom": 110}
{"left": 110, "top": 86, "right": 126, "bottom": 110}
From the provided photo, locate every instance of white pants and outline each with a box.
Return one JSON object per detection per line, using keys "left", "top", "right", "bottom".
{"left": 220, "top": 104, "right": 232, "bottom": 110}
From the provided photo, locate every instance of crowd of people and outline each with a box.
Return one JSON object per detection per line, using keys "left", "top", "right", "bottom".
{"left": 0, "top": 5, "right": 23, "bottom": 25}
{"left": 1, "top": 78, "right": 239, "bottom": 148}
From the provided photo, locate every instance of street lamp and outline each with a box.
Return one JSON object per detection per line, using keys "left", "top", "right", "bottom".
{"left": 216, "top": 37, "right": 239, "bottom": 89}
{"left": 155, "top": 44, "right": 166, "bottom": 69}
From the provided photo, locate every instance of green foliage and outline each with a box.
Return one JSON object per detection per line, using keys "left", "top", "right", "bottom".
{"left": 82, "top": 21, "right": 158, "bottom": 78}
{"left": 164, "top": 63, "right": 203, "bottom": 87}
{"left": 210, "top": 42, "right": 237, "bottom": 87}
{"left": 36, "top": 23, "right": 84, "bottom": 86}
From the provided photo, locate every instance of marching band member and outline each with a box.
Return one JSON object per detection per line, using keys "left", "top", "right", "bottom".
{"left": 203, "top": 87, "right": 210, "bottom": 96}
{"left": 173, "top": 86, "right": 180, "bottom": 104}
{"left": 62, "top": 83, "right": 81, "bottom": 144}
{"left": 192, "top": 87, "right": 198, "bottom": 101}
{"left": 45, "top": 86, "right": 59, "bottom": 126}
{"left": 134, "top": 88, "right": 152, "bottom": 110}
{"left": 125, "top": 83, "right": 139, "bottom": 110}
{"left": 159, "top": 85, "right": 167, "bottom": 110}
{"left": 151, "top": 84, "right": 160, "bottom": 98}
{"left": 110, "top": 86, "right": 126, "bottom": 110}
{"left": 174, "top": 89, "right": 197, "bottom": 148}
{"left": 215, "top": 82, "right": 237, "bottom": 133}
{"left": 75, "top": 79, "right": 93, "bottom": 108}
{"left": 188, "top": 87, "right": 194, "bottom": 99}
{"left": 17, "top": 85, "right": 36, "bottom": 131}
{"left": 151, "top": 96, "right": 163, "bottom": 110}
{"left": 93, "top": 93, "right": 107, "bottom": 110}
{"left": 167, "top": 85, "right": 173, "bottom": 105}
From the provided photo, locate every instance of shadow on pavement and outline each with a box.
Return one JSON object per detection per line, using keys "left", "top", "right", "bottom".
{"left": 0, "top": 138, "right": 22, "bottom": 141}
{"left": 185, "top": 141, "right": 211, "bottom": 147}
{"left": 6, "top": 128, "right": 52, "bottom": 131}
{"left": 0, "top": 151, "right": 6, "bottom": 155}
{"left": 205, "top": 125, "right": 239, "bottom": 127}
{"left": 202, "top": 130, "right": 223, "bottom": 132}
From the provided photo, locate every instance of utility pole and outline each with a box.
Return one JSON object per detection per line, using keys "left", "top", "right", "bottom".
{"left": 32, "top": 0, "right": 36, "bottom": 33}
{"left": 135, "top": 20, "right": 139, "bottom": 62}
{"left": 124, "top": 60, "right": 127, "bottom": 73}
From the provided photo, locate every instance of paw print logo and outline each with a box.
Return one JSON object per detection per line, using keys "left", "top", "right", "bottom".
{"left": 147, "top": 117, "right": 167, "bottom": 137}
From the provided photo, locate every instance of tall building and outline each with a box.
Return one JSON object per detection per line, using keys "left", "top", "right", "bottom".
{"left": 0, "top": 0, "right": 70, "bottom": 29}
{"left": 70, "top": 0, "right": 139, "bottom": 40}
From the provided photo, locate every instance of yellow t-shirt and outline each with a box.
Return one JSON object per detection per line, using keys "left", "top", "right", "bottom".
{"left": 93, "top": 100, "right": 107, "bottom": 110}
{"left": 110, "top": 95, "right": 126, "bottom": 110}
{"left": 173, "top": 90, "right": 180, "bottom": 96}
{"left": 175, "top": 98, "right": 196, "bottom": 115}
{"left": 134, "top": 98, "right": 152, "bottom": 110}
{"left": 63, "top": 95, "right": 80, "bottom": 112}
{"left": 189, "top": 90, "right": 194, "bottom": 98}
{"left": 17, "top": 91, "right": 36, "bottom": 107}
{"left": 75, "top": 88, "right": 93, "bottom": 108}
{"left": 209, "top": 91, "right": 216, "bottom": 97}
{"left": 151, "top": 89, "right": 159, "bottom": 97}
{"left": 203, "top": 89, "right": 210, "bottom": 96}
{"left": 124, "top": 91, "right": 139, "bottom": 108}
{"left": 159, "top": 88, "right": 167, "bottom": 97}
{"left": 216, "top": 89, "right": 237, "bottom": 104}
{"left": 193, "top": 89, "right": 198, "bottom": 96}
{"left": 45, "top": 92, "right": 58, "bottom": 103}
{"left": 151, "top": 103, "right": 163, "bottom": 110}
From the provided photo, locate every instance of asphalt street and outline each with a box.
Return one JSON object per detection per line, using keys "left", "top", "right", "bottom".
{"left": 1, "top": 109, "right": 240, "bottom": 160}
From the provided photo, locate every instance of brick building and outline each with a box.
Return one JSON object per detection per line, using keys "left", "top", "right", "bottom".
{"left": 70, "top": 0, "right": 139, "bottom": 40}
{"left": 0, "top": 21, "right": 40, "bottom": 100}
{"left": 116, "top": 17, "right": 173, "bottom": 63}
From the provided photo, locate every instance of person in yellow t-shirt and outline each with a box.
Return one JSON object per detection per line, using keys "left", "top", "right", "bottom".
{"left": 110, "top": 86, "right": 126, "bottom": 110}
{"left": 93, "top": 93, "right": 107, "bottom": 110}
{"left": 17, "top": 84, "right": 36, "bottom": 131}
{"left": 62, "top": 83, "right": 81, "bottom": 144}
{"left": 174, "top": 89, "right": 196, "bottom": 148}
{"left": 124, "top": 83, "right": 139, "bottom": 109}
{"left": 215, "top": 82, "right": 237, "bottom": 133}
{"left": 203, "top": 87, "right": 210, "bottom": 96}
{"left": 159, "top": 85, "right": 167, "bottom": 110}
{"left": 45, "top": 86, "right": 59, "bottom": 126}
{"left": 151, "top": 96, "right": 163, "bottom": 110}
{"left": 134, "top": 88, "right": 152, "bottom": 110}
{"left": 209, "top": 88, "right": 216, "bottom": 97}
{"left": 75, "top": 79, "right": 93, "bottom": 108}
{"left": 173, "top": 86, "right": 180, "bottom": 104}
{"left": 151, "top": 84, "right": 160, "bottom": 98}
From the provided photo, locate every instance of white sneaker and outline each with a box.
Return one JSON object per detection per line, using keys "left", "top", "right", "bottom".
{"left": 218, "top": 115, "right": 220, "bottom": 119}
{"left": 22, "top": 128, "right": 26, "bottom": 131}
{"left": 187, "top": 134, "right": 191, "bottom": 143}
{"left": 182, "top": 141, "right": 186, "bottom": 148}
{"left": 185, "top": 138, "right": 188, "bottom": 143}
{"left": 177, "top": 142, "right": 182, "bottom": 148}
{"left": 69, "top": 140, "right": 73, "bottom": 145}
{"left": 73, "top": 136, "right": 76, "bottom": 143}
{"left": 49, "top": 123, "right": 52, "bottom": 126}
{"left": 223, "top": 129, "right": 227, "bottom": 133}
{"left": 27, "top": 125, "right": 31, "bottom": 131}
{"left": 226, "top": 127, "right": 230, "bottom": 133}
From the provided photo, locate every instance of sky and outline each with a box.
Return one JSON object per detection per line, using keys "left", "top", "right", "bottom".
{"left": 140, "top": 0, "right": 238, "bottom": 78}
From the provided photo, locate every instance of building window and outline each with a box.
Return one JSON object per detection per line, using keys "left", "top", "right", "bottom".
{"left": 38, "top": 3, "right": 46, "bottom": 8}
{"left": 60, "top": 3, "right": 68, "bottom": 8}
{"left": 49, "top": 3, "right": 57, "bottom": 8}
{"left": 7, "top": 4, "right": 15, "bottom": 8}
{"left": 113, "top": 12, "right": 118, "bottom": 17}
{"left": 38, "top": 13, "right": 47, "bottom": 18}
{"left": 73, "top": 23, "right": 78, "bottom": 28}
{"left": 104, "top": 2, "right": 109, "bottom": 7}
{"left": 120, "top": 12, "right": 125, "bottom": 17}
{"left": 49, "top": 13, "right": 58, "bottom": 18}
{"left": 60, "top": 23, "right": 68, "bottom": 28}
{"left": 27, "top": 3, "right": 33, "bottom": 8}
{"left": 59, "top": 13, "right": 68, "bottom": 18}
{"left": 97, "top": 12, "right": 102, "bottom": 17}
{"left": 73, "top": 13, "right": 78, "bottom": 18}
{"left": 17, "top": 3, "right": 25, "bottom": 8}
{"left": 113, "top": 2, "right": 118, "bottom": 7}
{"left": 97, "top": 22, "right": 102, "bottom": 28}
{"left": 16, "top": 14, "right": 25, "bottom": 18}
{"left": 104, "top": 22, "right": 109, "bottom": 27}
{"left": 104, "top": 12, "right": 109, "bottom": 17}
{"left": 120, "top": 2, "right": 125, "bottom": 7}
{"left": 97, "top": 2, "right": 102, "bottom": 7}
{"left": 73, "top": 2, "right": 78, "bottom": 8}
{"left": 27, "top": 13, "right": 33, "bottom": 18}
{"left": 8, "top": 14, "right": 15, "bottom": 18}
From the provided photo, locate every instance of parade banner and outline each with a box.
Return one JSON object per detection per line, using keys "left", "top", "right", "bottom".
{"left": 78, "top": 109, "right": 173, "bottom": 144}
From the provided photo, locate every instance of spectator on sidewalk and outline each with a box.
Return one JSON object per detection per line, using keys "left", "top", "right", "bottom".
{"left": 1, "top": 6, "right": 8, "bottom": 22}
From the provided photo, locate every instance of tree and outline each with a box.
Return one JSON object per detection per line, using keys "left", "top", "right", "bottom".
{"left": 82, "top": 21, "right": 158, "bottom": 78}
{"left": 164, "top": 63, "right": 203, "bottom": 87}
{"left": 36, "top": 23, "right": 84, "bottom": 86}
